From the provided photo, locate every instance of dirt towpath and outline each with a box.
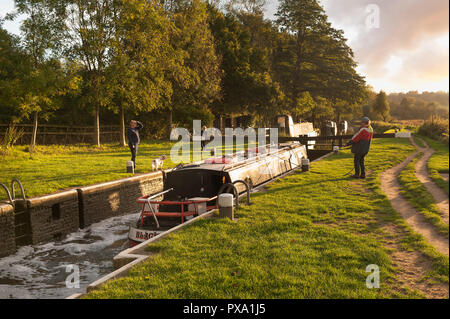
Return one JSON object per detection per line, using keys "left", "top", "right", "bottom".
{"left": 410, "top": 138, "right": 449, "bottom": 224}
{"left": 379, "top": 139, "right": 449, "bottom": 256}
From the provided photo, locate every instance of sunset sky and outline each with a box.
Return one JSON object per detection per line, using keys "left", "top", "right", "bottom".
{"left": 1, "top": 0, "right": 449, "bottom": 94}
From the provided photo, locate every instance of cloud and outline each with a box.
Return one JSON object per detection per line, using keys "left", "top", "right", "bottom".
{"left": 266, "top": 0, "right": 449, "bottom": 92}
{"left": 320, "top": 0, "right": 449, "bottom": 92}
{"left": 1, "top": 0, "right": 21, "bottom": 35}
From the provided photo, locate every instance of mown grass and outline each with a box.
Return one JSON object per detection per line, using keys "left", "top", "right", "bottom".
{"left": 84, "top": 138, "right": 448, "bottom": 299}
{"left": 418, "top": 135, "right": 449, "bottom": 195}
{"left": 0, "top": 140, "right": 247, "bottom": 200}
{"left": 0, "top": 141, "right": 175, "bottom": 200}
{"left": 397, "top": 154, "right": 449, "bottom": 236}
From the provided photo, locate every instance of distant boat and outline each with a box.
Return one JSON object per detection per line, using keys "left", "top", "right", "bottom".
{"left": 275, "top": 115, "right": 318, "bottom": 149}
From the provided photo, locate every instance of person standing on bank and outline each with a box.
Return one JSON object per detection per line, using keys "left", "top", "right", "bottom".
{"left": 127, "top": 120, "right": 143, "bottom": 169}
{"left": 201, "top": 125, "right": 207, "bottom": 151}
{"left": 346, "top": 117, "right": 373, "bottom": 179}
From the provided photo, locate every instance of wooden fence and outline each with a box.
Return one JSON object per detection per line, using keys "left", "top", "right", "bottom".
{"left": 0, "top": 124, "right": 122, "bottom": 145}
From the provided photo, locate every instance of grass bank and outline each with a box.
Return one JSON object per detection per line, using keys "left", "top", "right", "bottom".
{"left": 397, "top": 154, "right": 449, "bottom": 236}
{"left": 0, "top": 141, "right": 247, "bottom": 200}
{"left": 84, "top": 138, "right": 448, "bottom": 299}
{"left": 0, "top": 141, "right": 176, "bottom": 199}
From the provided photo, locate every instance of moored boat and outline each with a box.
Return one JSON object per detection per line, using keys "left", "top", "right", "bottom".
{"left": 128, "top": 143, "right": 308, "bottom": 246}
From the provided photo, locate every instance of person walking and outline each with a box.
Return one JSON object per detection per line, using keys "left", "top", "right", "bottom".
{"left": 346, "top": 117, "right": 373, "bottom": 179}
{"left": 127, "top": 120, "right": 143, "bottom": 169}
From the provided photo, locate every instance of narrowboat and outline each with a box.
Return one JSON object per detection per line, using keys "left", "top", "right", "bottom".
{"left": 128, "top": 143, "right": 308, "bottom": 246}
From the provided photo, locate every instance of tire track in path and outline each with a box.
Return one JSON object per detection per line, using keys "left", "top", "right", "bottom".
{"left": 379, "top": 142, "right": 449, "bottom": 256}
{"left": 410, "top": 138, "right": 449, "bottom": 224}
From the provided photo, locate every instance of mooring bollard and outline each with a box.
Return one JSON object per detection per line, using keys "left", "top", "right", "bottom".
{"left": 218, "top": 193, "right": 234, "bottom": 220}
{"left": 301, "top": 158, "right": 310, "bottom": 172}
{"left": 126, "top": 161, "right": 134, "bottom": 174}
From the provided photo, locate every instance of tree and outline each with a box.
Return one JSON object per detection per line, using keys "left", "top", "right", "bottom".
{"left": 359, "top": 85, "right": 377, "bottom": 120}
{"left": 232, "top": 6, "right": 286, "bottom": 125}
{"left": 372, "top": 91, "right": 390, "bottom": 122}
{"left": 107, "top": 0, "right": 176, "bottom": 145}
{"left": 164, "top": 0, "right": 222, "bottom": 135}
{"left": 10, "top": 0, "right": 68, "bottom": 151}
{"left": 0, "top": 24, "right": 31, "bottom": 124}
{"left": 275, "top": 0, "right": 366, "bottom": 120}
{"left": 427, "top": 102, "right": 440, "bottom": 124}
{"left": 46, "top": 0, "right": 119, "bottom": 147}
{"left": 208, "top": 4, "right": 283, "bottom": 127}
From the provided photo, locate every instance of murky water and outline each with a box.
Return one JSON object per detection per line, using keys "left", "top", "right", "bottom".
{"left": 0, "top": 212, "right": 139, "bottom": 299}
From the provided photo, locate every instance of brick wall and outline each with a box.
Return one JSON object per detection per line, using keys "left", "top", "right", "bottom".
{"left": 0, "top": 172, "right": 164, "bottom": 256}
{"left": 78, "top": 171, "right": 164, "bottom": 227}
{"left": 22, "top": 190, "right": 80, "bottom": 244}
{"left": 0, "top": 204, "right": 15, "bottom": 257}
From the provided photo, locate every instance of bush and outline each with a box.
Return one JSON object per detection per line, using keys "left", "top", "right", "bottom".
{"left": 0, "top": 124, "right": 24, "bottom": 155}
{"left": 371, "top": 121, "right": 402, "bottom": 134}
{"left": 418, "top": 118, "right": 449, "bottom": 144}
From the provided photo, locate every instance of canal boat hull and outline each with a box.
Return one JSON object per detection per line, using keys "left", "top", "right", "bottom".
{"left": 129, "top": 143, "right": 308, "bottom": 246}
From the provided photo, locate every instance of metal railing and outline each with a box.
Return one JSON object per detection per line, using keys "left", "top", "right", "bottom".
{"left": 0, "top": 178, "right": 27, "bottom": 207}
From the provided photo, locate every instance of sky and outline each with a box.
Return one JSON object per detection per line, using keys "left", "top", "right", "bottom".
{"left": 1, "top": 0, "right": 449, "bottom": 94}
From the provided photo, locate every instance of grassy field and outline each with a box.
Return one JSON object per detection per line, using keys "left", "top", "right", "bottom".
{"left": 419, "top": 135, "right": 449, "bottom": 194}
{"left": 397, "top": 154, "right": 449, "bottom": 236}
{"left": 0, "top": 141, "right": 176, "bottom": 200}
{"left": 84, "top": 138, "right": 448, "bottom": 299}
{"left": 0, "top": 141, "right": 247, "bottom": 200}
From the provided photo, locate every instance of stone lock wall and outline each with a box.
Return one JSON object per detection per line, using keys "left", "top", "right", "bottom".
{"left": 0, "top": 171, "right": 164, "bottom": 256}
{"left": 78, "top": 171, "right": 164, "bottom": 227}
{"left": 22, "top": 190, "right": 80, "bottom": 244}
{"left": 0, "top": 204, "right": 16, "bottom": 258}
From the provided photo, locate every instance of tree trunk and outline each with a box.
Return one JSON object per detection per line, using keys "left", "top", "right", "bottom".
{"left": 167, "top": 109, "right": 172, "bottom": 140}
{"left": 94, "top": 105, "right": 100, "bottom": 147}
{"left": 219, "top": 115, "right": 224, "bottom": 133}
{"left": 30, "top": 111, "right": 38, "bottom": 152}
{"left": 120, "top": 106, "right": 126, "bottom": 146}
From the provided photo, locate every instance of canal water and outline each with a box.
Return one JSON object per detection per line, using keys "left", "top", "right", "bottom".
{"left": 0, "top": 212, "right": 139, "bottom": 299}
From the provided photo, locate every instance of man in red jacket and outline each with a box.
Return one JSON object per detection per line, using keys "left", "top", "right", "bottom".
{"left": 346, "top": 117, "right": 373, "bottom": 179}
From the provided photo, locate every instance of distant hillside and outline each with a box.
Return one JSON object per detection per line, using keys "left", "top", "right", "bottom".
{"left": 388, "top": 91, "right": 449, "bottom": 120}
{"left": 389, "top": 91, "right": 449, "bottom": 107}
